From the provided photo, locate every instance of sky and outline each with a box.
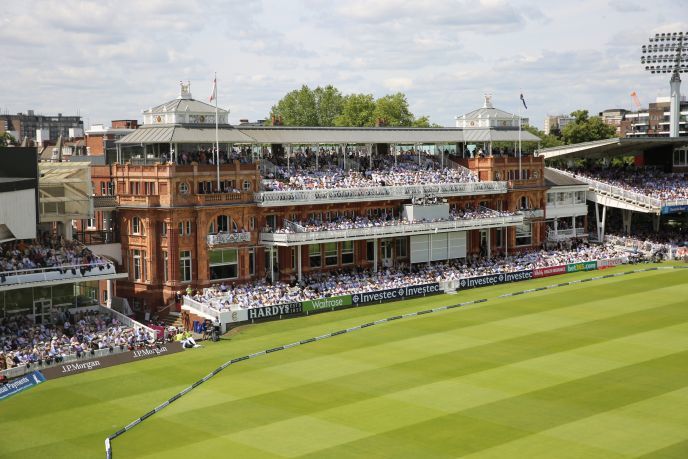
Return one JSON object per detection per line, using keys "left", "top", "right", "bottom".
{"left": 1, "top": 0, "right": 687, "bottom": 130}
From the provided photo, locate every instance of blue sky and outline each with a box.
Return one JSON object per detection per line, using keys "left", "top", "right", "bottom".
{"left": 1, "top": 0, "right": 686, "bottom": 130}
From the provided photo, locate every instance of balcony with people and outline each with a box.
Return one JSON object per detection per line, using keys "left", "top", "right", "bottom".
{"left": 261, "top": 204, "right": 523, "bottom": 246}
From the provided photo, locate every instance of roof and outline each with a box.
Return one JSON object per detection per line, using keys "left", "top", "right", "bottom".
{"left": 544, "top": 168, "right": 587, "bottom": 187}
{"left": 118, "top": 125, "right": 541, "bottom": 145}
{"left": 538, "top": 137, "right": 688, "bottom": 160}
{"left": 145, "top": 98, "right": 228, "bottom": 115}
{"left": 459, "top": 106, "right": 517, "bottom": 120}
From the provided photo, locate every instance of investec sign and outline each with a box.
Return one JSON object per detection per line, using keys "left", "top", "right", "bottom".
{"left": 351, "top": 283, "right": 441, "bottom": 305}
{"left": 302, "top": 295, "right": 352, "bottom": 312}
{"left": 248, "top": 302, "right": 303, "bottom": 319}
{"left": 458, "top": 270, "right": 533, "bottom": 290}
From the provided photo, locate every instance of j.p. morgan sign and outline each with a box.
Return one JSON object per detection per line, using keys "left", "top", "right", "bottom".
{"left": 40, "top": 343, "right": 184, "bottom": 379}
{"left": 458, "top": 270, "right": 533, "bottom": 290}
{"left": 351, "top": 283, "right": 441, "bottom": 305}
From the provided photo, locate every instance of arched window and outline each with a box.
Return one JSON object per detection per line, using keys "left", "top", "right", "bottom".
{"left": 132, "top": 216, "right": 142, "bottom": 235}
{"left": 208, "top": 221, "right": 215, "bottom": 234}
{"left": 217, "top": 215, "right": 229, "bottom": 233}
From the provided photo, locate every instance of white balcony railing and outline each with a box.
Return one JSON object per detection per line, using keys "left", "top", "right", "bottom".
{"left": 547, "top": 227, "right": 588, "bottom": 241}
{"left": 0, "top": 262, "right": 118, "bottom": 288}
{"left": 260, "top": 214, "right": 524, "bottom": 245}
{"left": 255, "top": 181, "right": 508, "bottom": 206}
{"left": 206, "top": 232, "right": 251, "bottom": 246}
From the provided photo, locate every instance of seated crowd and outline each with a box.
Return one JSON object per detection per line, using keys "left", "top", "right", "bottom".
{"left": 191, "top": 241, "right": 630, "bottom": 312}
{"left": 0, "top": 309, "right": 155, "bottom": 371}
{"left": 264, "top": 151, "right": 478, "bottom": 192}
{"left": 565, "top": 166, "right": 688, "bottom": 202}
{"left": 0, "top": 234, "right": 109, "bottom": 275}
{"left": 270, "top": 207, "right": 518, "bottom": 234}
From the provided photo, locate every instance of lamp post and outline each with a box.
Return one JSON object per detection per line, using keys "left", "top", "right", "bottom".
{"left": 641, "top": 31, "right": 688, "bottom": 138}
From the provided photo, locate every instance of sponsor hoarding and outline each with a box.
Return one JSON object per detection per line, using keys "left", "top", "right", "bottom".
{"left": 0, "top": 371, "right": 45, "bottom": 401}
{"left": 566, "top": 261, "right": 597, "bottom": 273}
{"left": 40, "top": 343, "right": 184, "bottom": 379}
{"left": 458, "top": 270, "right": 533, "bottom": 290}
{"left": 351, "top": 283, "right": 441, "bottom": 306}
{"left": 597, "top": 258, "right": 626, "bottom": 269}
{"left": 533, "top": 265, "right": 567, "bottom": 279}
{"left": 247, "top": 302, "right": 303, "bottom": 320}
{"left": 661, "top": 205, "right": 688, "bottom": 215}
{"left": 302, "top": 295, "right": 352, "bottom": 312}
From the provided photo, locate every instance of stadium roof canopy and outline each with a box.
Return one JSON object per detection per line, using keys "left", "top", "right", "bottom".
{"left": 538, "top": 138, "right": 688, "bottom": 160}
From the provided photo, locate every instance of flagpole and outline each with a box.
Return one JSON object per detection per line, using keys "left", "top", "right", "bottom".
{"left": 518, "top": 102, "right": 522, "bottom": 181}
{"left": 214, "top": 73, "right": 220, "bottom": 190}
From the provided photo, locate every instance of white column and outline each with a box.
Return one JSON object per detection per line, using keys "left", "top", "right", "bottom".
{"left": 486, "top": 229, "right": 491, "bottom": 257}
{"left": 297, "top": 245, "right": 302, "bottom": 283}
{"left": 269, "top": 246, "right": 275, "bottom": 283}
{"left": 595, "top": 203, "right": 607, "bottom": 242}
{"left": 106, "top": 279, "right": 113, "bottom": 308}
{"left": 64, "top": 220, "right": 73, "bottom": 240}
{"left": 373, "top": 239, "right": 378, "bottom": 273}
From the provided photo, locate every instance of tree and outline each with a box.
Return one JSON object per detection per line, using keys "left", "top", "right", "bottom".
{"left": 523, "top": 125, "right": 564, "bottom": 149}
{"left": 561, "top": 110, "right": 617, "bottom": 144}
{"left": 313, "top": 85, "right": 343, "bottom": 126}
{"left": 334, "top": 93, "right": 376, "bottom": 127}
{"left": 269, "top": 85, "right": 318, "bottom": 126}
{"left": 0, "top": 132, "right": 16, "bottom": 147}
{"left": 373, "top": 93, "right": 415, "bottom": 127}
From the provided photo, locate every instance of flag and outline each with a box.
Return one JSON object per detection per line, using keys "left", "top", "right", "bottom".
{"left": 209, "top": 76, "right": 217, "bottom": 103}
{"left": 520, "top": 93, "right": 528, "bottom": 109}
{"left": 630, "top": 91, "right": 641, "bottom": 109}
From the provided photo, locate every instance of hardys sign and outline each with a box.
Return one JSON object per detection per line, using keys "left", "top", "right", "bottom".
{"left": 302, "top": 295, "right": 352, "bottom": 312}
{"left": 248, "top": 302, "right": 303, "bottom": 320}
{"left": 458, "top": 270, "right": 533, "bottom": 290}
{"left": 0, "top": 371, "right": 45, "bottom": 401}
{"left": 351, "top": 283, "right": 441, "bottom": 306}
{"left": 40, "top": 342, "right": 184, "bottom": 380}
{"left": 566, "top": 261, "right": 597, "bottom": 273}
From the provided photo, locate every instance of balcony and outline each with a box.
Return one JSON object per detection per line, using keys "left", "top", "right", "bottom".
{"left": 0, "top": 263, "right": 126, "bottom": 290}
{"left": 207, "top": 232, "right": 251, "bottom": 246}
{"left": 92, "top": 195, "right": 118, "bottom": 209}
{"left": 260, "top": 214, "right": 524, "bottom": 246}
{"left": 521, "top": 209, "right": 544, "bottom": 219}
{"left": 547, "top": 227, "right": 588, "bottom": 242}
{"left": 194, "top": 192, "right": 253, "bottom": 205}
{"left": 117, "top": 194, "right": 160, "bottom": 207}
{"left": 255, "top": 181, "right": 508, "bottom": 207}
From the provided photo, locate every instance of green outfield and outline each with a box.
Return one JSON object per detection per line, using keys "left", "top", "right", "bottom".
{"left": 2, "top": 264, "right": 688, "bottom": 458}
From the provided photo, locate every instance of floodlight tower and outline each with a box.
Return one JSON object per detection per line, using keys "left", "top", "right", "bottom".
{"left": 641, "top": 31, "right": 688, "bottom": 137}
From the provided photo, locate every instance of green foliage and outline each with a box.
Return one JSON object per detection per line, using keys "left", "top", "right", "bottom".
{"left": 0, "top": 131, "right": 16, "bottom": 147}
{"left": 334, "top": 93, "right": 376, "bottom": 127}
{"left": 271, "top": 85, "right": 434, "bottom": 127}
{"left": 562, "top": 109, "right": 617, "bottom": 144}
{"left": 523, "top": 124, "right": 564, "bottom": 149}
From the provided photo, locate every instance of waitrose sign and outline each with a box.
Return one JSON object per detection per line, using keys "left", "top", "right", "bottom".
{"left": 302, "top": 295, "right": 352, "bottom": 312}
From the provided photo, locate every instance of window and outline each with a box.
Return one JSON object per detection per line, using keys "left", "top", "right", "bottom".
{"left": 325, "top": 242, "right": 338, "bottom": 266}
{"left": 186, "top": 221, "right": 192, "bottom": 235}
{"left": 396, "top": 238, "right": 407, "bottom": 258}
{"left": 366, "top": 240, "right": 375, "bottom": 261}
{"left": 132, "top": 217, "right": 142, "bottom": 235}
{"left": 161, "top": 221, "right": 168, "bottom": 237}
{"left": 217, "top": 215, "right": 229, "bottom": 233}
{"left": 86, "top": 217, "right": 96, "bottom": 229}
{"left": 519, "top": 196, "right": 529, "bottom": 210}
{"left": 102, "top": 290, "right": 108, "bottom": 303}
{"left": 100, "top": 182, "right": 106, "bottom": 195}
{"left": 163, "top": 251, "right": 168, "bottom": 282}
{"left": 108, "top": 181, "right": 115, "bottom": 195}
{"left": 249, "top": 216, "right": 255, "bottom": 231}
{"left": 495, "top": 228, "right": 504, "bottom": 248}
{"left": 179, "top": 182, "right": 189, "bottom": 194}
{"left": 547, "top": 193, "right": 556, "bottom": 205}
{"left": 309, "top": 244, "right": 321, "bottom": 267}
{"left": 208, "top": 221, "right": 215, "bottom": 234}
{"left": 178, "top": 222, "right": 184, "bottom": 236}
{"left": 180, "top": 250, "right": 192, "bottom": 282}
{"left": 341, "top": 241, "right": 354, "bottom": 264}
{"left": 248, "top": 248, "right": 255, "bottom": 276}
{"left": 515, "top": 224, "right": 532, "bottom": 246}
{"left": 133, "top": 249, "right": 142, "bottom": 281}
{"left": 209, "top": 248, "right": 238, "bottom": 280}
{"left": 242, "top": 180, "right": 251, "bottom": 191}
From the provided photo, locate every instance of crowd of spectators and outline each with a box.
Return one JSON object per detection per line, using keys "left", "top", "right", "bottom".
{"left": 264, "top": 151, "right": 478, "bottom": 192}
{"left": 270, "top": 207, "right": 518, "bottom": 234}
{"left": 0, "top": 234, "right": 109, "bottom": 275}
{"left": 0, "top": 309, "right": 155, "bottom": 371}
{"left": 191, "top": 241, "right": 630, "bottom": 312}
{"left": 565, "top": 166, "right": 688, "bottom": 202}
